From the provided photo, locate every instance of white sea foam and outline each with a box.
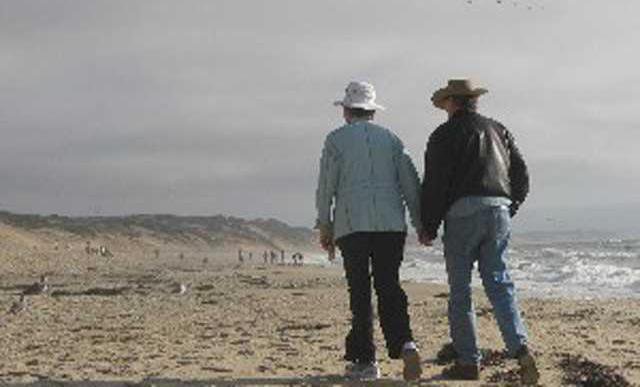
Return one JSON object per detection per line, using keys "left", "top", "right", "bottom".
{"left": 316, "top": 237, "right": 640, "bottom": 299}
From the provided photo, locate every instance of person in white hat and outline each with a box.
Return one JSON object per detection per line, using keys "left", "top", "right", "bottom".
{"left": 315, "top": 81, "right": 423, "bottom": 381}
{"left": 421, "top": 79, "right": 538, "bottom": 383}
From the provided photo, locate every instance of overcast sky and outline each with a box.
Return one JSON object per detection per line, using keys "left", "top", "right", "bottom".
{"left": 1, "top": 0, "right": 639, "bottom": 230}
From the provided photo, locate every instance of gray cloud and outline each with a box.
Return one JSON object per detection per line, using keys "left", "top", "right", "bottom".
{"left": 1, "top": 0, "right": 639, "bottom": 230}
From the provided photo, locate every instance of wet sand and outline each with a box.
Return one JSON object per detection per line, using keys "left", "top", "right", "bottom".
{"left": 1, "top": 260, "right": 639, "bottom": 386}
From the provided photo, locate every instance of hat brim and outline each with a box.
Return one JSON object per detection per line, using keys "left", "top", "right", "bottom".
{"left": 430, "top": 89, "right": 449, "bottom": 109}
{"left": 333, "top": 100, "right": 385, "bottom": 111}
{"left": 431, "top": 88, "right": 488, "bottom": 109}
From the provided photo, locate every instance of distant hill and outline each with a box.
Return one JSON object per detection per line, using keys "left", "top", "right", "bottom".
{"left": 0, "top": 211, "right": 317, "bottom": 252}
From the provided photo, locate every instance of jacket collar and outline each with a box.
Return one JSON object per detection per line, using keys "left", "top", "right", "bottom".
{"left": 449, "top": 109, "right": 475, "bottom": 121}
{"left": 348, "top": 117, "right": 373, "bottom": 124}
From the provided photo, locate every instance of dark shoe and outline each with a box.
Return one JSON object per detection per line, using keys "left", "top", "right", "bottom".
{"left": 441, "top": 362, "right": 480, "bottom": 380}
{"left": 436, "top": 342, "right": 458, "bottom": 364}
{"left": 402, "top": 348, "right": 422, "bottom": 381}
{"left": 516, "top": 345, "right": 540, "bottom": 385}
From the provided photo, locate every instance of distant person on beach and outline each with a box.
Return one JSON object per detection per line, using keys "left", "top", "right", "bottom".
{"left": 421, "top": 79, "right": 538, "bottom": 383}
{"left": 315, "top": 81, "right": 423, "bottom": 381}
{"left": 291, "top": 252, "right": 303, "bottom": 266}
{"left": 263, "top": 251, "right": 268, "bottom": 265}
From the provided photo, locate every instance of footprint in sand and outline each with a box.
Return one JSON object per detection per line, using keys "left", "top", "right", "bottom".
{"left": 201, "top": 366, "right": 233, "bottom": 373}
{"left": 275, "top": 363, "right": 296, "bottom": 371}
{"left": 278, "top": 323, "right": 331, "bottom": 332}
{"left": 319, "top": 345, "right": 340, "bottom": 351}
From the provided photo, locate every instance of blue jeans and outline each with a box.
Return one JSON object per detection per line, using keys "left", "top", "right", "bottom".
{"left": 443, "top": 205, "right": 528, "bottom": 365}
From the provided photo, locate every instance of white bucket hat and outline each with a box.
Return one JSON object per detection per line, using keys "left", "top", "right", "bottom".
{"left": 333, "top": 81, "right": 385, "bottom": 111}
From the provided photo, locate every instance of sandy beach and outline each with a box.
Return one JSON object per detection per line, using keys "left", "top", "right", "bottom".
{"left": 1, "top": 254, "right": 639, "bottom": 386}
{"left": 4, "top": 1, "right": 640, "bottom": 386}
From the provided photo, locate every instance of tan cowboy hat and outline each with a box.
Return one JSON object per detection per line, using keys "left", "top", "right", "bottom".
{"left": 334, "top": 81, "right": 386, "bottom": 111}
{"left": 431, "top": 79, "right": 488, "bottom": 109}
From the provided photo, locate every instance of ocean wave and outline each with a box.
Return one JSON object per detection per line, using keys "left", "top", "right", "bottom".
{"left": 321, "top": 241, "right": 640, "bottom": 299}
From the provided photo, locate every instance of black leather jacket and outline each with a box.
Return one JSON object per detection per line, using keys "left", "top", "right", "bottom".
{"left": 420, "top": 110, "right": 529, "bottom": 239}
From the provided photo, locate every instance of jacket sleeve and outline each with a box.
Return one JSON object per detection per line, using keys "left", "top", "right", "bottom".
{"left": 315, "top": 136, "right": 340, "bottom": 233}
{"left": 394, "top": 139, "right": 423, "bottom": 234}
{"left": 421, "top": 128, "right": 453, "bottom": 239}
{"left": 505, "top": 129, "right": 530, "bottom": 213}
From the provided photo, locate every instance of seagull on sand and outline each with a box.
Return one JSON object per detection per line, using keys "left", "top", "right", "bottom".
{"left": 22, "top": 275, "right": 49, "bottom": 295}
{"left": 173, "top": 282, "right": 188, "bottom": 295}
{"left": 9, "top": 295, "right": 26, "bottom": 314}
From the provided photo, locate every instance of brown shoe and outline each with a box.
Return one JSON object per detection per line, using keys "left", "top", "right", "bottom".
{"left": 441, "top": 362, "right": 480, "bottom": 380}
{"left": 517, "top": 346, "right": 540, "bottom": 385}
{"left": 402, "top": 348, "right": 422, "bottom": 381}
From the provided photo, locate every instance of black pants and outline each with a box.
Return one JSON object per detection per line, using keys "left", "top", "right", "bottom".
{"left": 337, "top": 232, "right": 414, "bottom": 362}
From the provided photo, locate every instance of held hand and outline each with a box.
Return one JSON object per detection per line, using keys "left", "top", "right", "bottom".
{"left": 327, "top": 243, "right": 336, "bottom": 261}
{"left": 418, "top": 231, "right": 434, "bottom": 246}
{"left": 320, "top": 233, "right": 332, "bottom": 251}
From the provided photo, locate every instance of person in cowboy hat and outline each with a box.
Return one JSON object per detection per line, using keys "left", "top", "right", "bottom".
{"left": 420, "top": 79, "right": 539, "bottom": 383}
{"left": 315, "top": 81, "right": 423, "bottom": 381}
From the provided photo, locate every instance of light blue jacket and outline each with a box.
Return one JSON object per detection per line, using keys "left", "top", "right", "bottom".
{"left": 315, "top": 119, "right": 422, "bottom": 241}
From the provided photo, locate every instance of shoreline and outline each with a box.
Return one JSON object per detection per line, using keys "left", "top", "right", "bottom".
{"left": 308, "top": 257, "right": 640, "bottom": 301}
